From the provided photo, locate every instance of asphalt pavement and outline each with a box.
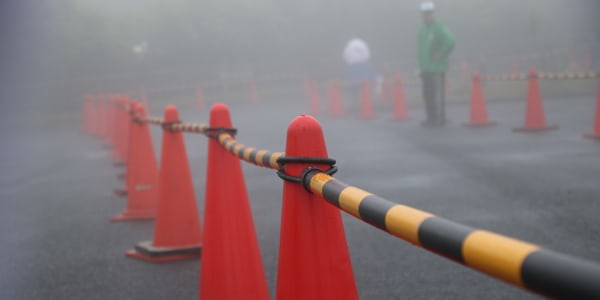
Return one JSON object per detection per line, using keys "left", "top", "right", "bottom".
{"left": 1, "top": 91, "right": 599, "bottom": 299}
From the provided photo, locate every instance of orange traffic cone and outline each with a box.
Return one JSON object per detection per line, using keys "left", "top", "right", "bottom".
{"left": 108, "top": 97, "right": 122, "bottom": 161}
{"left": 327, "top": 80, "right": 344, "bottom": 117}
{"left": 584, "top": 78, "right": 600, "bottom": 140}
{"left": 465, "top": 71, "right": 495, "bottom": 127}
{"left": 103, "top": 95, "right": 116, "bottom": 149}
{"left": 276, "top": 114, "right": 358, "bottom": 300}
{"left": 392, "top": 74, "right": 409, "bottom": 121}
{"left": 120, "top": 98, "right": 132, "bottom": 164}
{"left": 195, "top": 84, "right": 205, "bottom": 110}
{"left": 310, "top": 82, "right": 321, "bottom": 115}
{"left": 126, "top": 105, "right": 202, "bottom": 262}
{"left": 249, "top": 79, "right": 259, "bottom": 103}
{"left": 116, "top": 98, "right": 137, "bottom": 187}
{"left": 513, "top": 67, "right": 559, "bottom": 132}
{"left": 114, "top": 98, "right": 129, "bottom": 191}
{"left": 110, "top": 103, "right": 159, "bottom": 222}
{"left": 112, "top": 97, "right": 130, "bottom": 167}
{"left": 360, "top": 80, "right": 374, "bottom": 119}
{"left": 199, "top": 103, "right": 269, "bottom": 299}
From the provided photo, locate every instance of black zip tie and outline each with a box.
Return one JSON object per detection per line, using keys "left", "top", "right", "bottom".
{"left": 301, "top": 166, "right": 336, "bottom": 193}
{"left": 162, "top": 120, "right": 182, "bottom": 131}
{"left": 129, "top": 109, "right": 142, "bottom": 123}
{"left": 276, "top": 156, "right": 337, "bottom": 192}
{"left": 131, "top": 112, "right": 145, "bottom": 124}
{"left": 205, "top": 127, "right": 237, "bottom": 139}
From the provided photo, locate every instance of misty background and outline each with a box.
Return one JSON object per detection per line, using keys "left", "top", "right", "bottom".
{"left": 1, "top": 0, "right": 599, "bottom": 110}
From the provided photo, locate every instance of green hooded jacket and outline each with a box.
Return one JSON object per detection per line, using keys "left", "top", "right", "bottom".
{"left": 418, "top": 19, "right": 455, "bottom": 73}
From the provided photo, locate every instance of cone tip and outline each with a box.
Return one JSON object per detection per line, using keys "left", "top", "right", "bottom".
{"left": 529, "top": 67, "right": 537, "bottom": 75}
{"left": 210, "top": 102, "right": 228, "bottom": 112}
{"left": 286, "top": 114, "right": 326, "bottom": 157}
{"left": 164, "top": 105, "right": 180, "bottom": 121}
{"left": 288, "top": 114, "right": 322, "bottom": 133}
{"left": 133, "top": 102, "right": 144, "bottom": 113}
{"left": 209, "top": 102, "right": 232, "bottom": 127}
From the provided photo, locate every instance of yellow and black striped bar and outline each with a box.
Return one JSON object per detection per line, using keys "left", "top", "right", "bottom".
{"left": 216, "top": 133, "right": 283, "bottom": 170}
{"left": 481, "top": 73, "right": 528, "bottom": 81}
{"left": 170, "top": 122, "right": 208, "bottom": 134}
{"left": 134, "top": 115, "right": 164, "bottom": 125}
{"left": 537, "top": 71, "right": 598, "bottom": 80}
{"left": 482, "top": 71, "right": 598, "bottom": 81}
{"left": 132, "top": 115, "right": 208, "bottom": 134}
{"left": 306, "top": 172, "right": 600, "bottom": 299}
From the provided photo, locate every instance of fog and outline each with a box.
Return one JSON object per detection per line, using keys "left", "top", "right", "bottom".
{"left": 1, "top": 0, "right": 599, "bottom": 110}
{"left": 1, "top": 3, "right": 600, "bottom": 299}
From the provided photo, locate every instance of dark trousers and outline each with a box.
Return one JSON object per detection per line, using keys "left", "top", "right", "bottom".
{"left": 421, "top": 72, "right": 446, "bottom": 125}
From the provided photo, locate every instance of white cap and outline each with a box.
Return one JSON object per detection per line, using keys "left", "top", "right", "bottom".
{"left": 420, "top": 1, "right": 435, "bottom": 12}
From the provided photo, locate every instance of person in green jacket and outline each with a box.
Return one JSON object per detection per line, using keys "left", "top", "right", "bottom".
{"left": 418, "top": 1, "right": 455, "bottom": 127}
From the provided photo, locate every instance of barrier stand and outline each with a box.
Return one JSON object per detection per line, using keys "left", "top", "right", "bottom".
{"left": 482, "top": 71, "right": 598, "bottom": 81}
{"left": 94, "top": 95, "right": 105, "bottom": 140}
{"left": 103, "top": 96, "right": 116, "bottom": 149}
{"left": 126, "top": 105, "right": 202, "bottom": 261}
{"left": 113, "top": 99, "right": 132, "bottom": 195}
{"left": 82, "top": 90, "right": 600, "bottom": 298}
{"left": 583, "top": 78, "right": 600, "bottom": 140}
{"left": 276, "top": 114, "right": 358, "bottom": 299}
{"left": 206, "top": 109, "right": 600, "bottom": 298}
{"left": 102, "top": 95, "right": 115, "bottom": 149}
{"left": 110, "top": 102, "right": 159, "bottom": 222}
{"left": 199, "top": 103, "right": 269, "bottom": 300}
{"left": 513, "top": 68, "right": 559, "bottom": 132}
{"left": 109, "top": 96, "right": 126, "bottom": 163}
{"left": 465, "top": 71, "right": 495, "bottom": 127}
{"left": 392, "top": 74, "right": 409, "bottom": 121}
{"left": 481, "top": 69, "right": 598, "bottom": 134}
{"left": 117, "top": 97, "right": 132, "bottom": 166}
